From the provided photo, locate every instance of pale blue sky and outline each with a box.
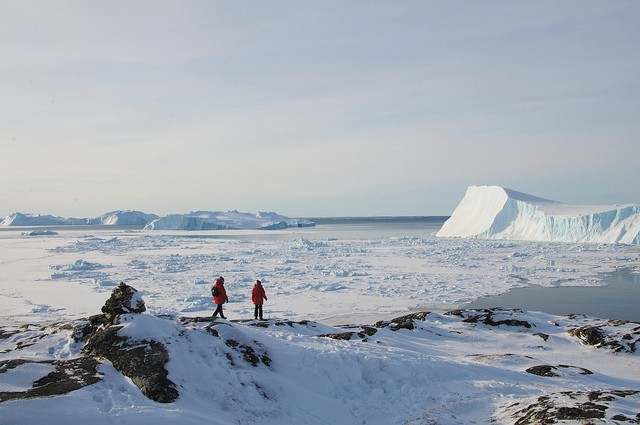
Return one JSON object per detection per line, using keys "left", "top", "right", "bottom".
{"left": 1, "top": 1, "right": 638, "bottom": 217}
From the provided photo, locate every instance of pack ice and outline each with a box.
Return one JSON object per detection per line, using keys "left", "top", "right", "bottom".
{"left": 437, "top": 185, "right": 640, "bottom": 245}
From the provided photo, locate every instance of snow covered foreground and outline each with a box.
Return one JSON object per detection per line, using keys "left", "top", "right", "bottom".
{"left": 437, "top": 186, "right": 640, "bottom": 245}
{"left": 1, "top": 304, "right": 639, "bottom": 425}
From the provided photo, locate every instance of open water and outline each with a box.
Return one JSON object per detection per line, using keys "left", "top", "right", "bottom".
{"left": 466, "top": 267, "right": 640, "bottom": 322}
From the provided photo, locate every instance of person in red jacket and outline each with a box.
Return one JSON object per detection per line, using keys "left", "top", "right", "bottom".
{"left": 252, "top": 279, "right": 267, "bottom": 320}
{"left": 211, "top": 276, "right": 229, "bottom": 319}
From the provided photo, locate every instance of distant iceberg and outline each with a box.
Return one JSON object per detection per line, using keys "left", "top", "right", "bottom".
{"left": 0, "top": 212, "right": 86, "bottom": 226}
{"left": 87, "top": 210, "right": 159, "bottom": 226}
{"left": 1, "top": 210, "right": 158, "bottom": 227}
{"left": 437, "top": 185, "right": 640, "bottom": 245}
{"left": 143, "top": 211, "right": 315, "bottom": 231}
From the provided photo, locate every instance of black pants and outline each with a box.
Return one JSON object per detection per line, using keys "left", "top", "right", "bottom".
{"left": 213, "top": 304, "right": 225, "bottom": 318}
{"left": 254, "top": 304, "right": 263, "bottom": 319}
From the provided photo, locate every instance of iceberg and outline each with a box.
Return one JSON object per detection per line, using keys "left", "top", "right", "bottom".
{"left": 0, "top": 212, "right": 86, "bottom": 226}
{"left": 143, "top": 210, "right": 315, "bottom": 231}
{"left": 86, "top": 210, "right": 159, "bottom": 226}
{"left": 437, "top": 185, "right": 640, "bottom": 245}
{"left": 1, "top": 210, "right": 158, "bottom": 227}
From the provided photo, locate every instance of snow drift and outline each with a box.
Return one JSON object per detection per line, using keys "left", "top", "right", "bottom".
{"left": 143, "top": 211, "right": 315, "bottom": 231}
{"left": 437, "top": 185, "right": 640, "bottom": 245}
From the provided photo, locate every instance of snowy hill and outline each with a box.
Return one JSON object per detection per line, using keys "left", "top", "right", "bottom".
{"left": 437, "top": 185, "right": 640, "bottom": 244}
{"left": 143, "top": 211, "right": 315, "bottom": 231}
{"left": 1, "top": 301, "right": 639, "bottom": 424}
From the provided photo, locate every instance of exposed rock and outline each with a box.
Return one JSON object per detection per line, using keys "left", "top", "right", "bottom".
{"left": 83, "top": 324, "right": 178, "bottom": 403}
{"left": 375, "top": 312, "right": 430, "bottom": 331}
{"left": 526, "top": 364, "right": 593, "bottom": 378}
{"left": 0, "top": 357, "right": 102, "bottom": 402}
{"left": 318, "top": 331, "right": 355, "bottom": 341}
{"left": 317, "top": 326, "right": 378, "bottom": 341}
{"left": 568, "top": 321, "right": 640, "bottom": 353}
{"left": 533, "top": 332, "right": 549, "bottom": 341}
{"left": 498, "top": 390, "right": 640, "bottom": 425}
{"left": 225, "top": 339, "right": 271, "bottom": 368}
{"left": 525, "top": 365, "right": 559, "bottom": 377}
{"left": 101, "top": 281, "right": 146, "bottom": 322}
{"left": 568, "top": 325, "right": 606, "bottom": 346}
{"left": 445, "top": 308, "right": 534, "bottom": 328}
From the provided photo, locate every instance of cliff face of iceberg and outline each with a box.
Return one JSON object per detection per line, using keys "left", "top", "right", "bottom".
{"left": 437, "top": 186, "right": 640, "bottom": 245}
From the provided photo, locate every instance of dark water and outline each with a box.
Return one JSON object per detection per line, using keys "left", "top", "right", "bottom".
{"left": 465, "top": 267, "right": 640, "bottom": 322}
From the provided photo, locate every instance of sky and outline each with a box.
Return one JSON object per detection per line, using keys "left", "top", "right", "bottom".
{"left": 1, "top": 1, "right": 639, "bottom": 218}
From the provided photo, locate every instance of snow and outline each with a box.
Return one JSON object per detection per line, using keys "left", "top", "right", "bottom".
{"left": 0, "top": 222, "right": 639, "bottom": 424}
{"left": 1, "top": 308, "right": 639, "bottom": 424}
{"left": 437, "top": 185, "right": 640, "bottom": 245}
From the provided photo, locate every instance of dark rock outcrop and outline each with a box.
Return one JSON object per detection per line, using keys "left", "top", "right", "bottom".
{"left": 446, "top": 309, "right": 534, "bottom": 329}
{"left": 526, "top": 364, "right": 593, "bottom": 378}
{"left": 101, "top": 281, "right": 146, "bottom": 322}
{"left": 82, "top": 324, "right": 179, "bottom": 403}
{"left": 375, "top": 312, "right": 430, "bottom": 331}
{"left": 0, "top": 357, "right": 102, "bottom": 402}
{"left": 501, "top": 390, "right": 640, "bottom": 425}
{"left": 317, "top": 326, "right": 378, "bottom": 341}
{"left": 568, "top": 322, "right": 640, "bottom": 353}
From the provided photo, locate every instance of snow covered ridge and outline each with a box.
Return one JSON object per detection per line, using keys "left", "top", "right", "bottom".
{"left": 0, "top": 210, "right": 159, "bottom": 226}
{"left": 143, "top": 210, "right": 315, "bottom": 230}
{"left": 437, "top": 185, "right": 640, "bottom": 245}
{"left": 1, "top": 293, "right": 639, "bottom": 424}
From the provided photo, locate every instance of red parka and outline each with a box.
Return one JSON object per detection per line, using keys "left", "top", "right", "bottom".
{"left": 213, "top": 278, "right": 228, "bottom": 305}
{"left": 252, "top": 282, "right": 267, "bottom": 305}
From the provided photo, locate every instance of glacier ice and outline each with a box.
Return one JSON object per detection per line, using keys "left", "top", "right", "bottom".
{"left": 437, "top": 185, "right": 640, "bottom": 245}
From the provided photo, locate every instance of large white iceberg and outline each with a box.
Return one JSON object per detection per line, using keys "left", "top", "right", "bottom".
{"left": 143, "top": 210, "right": 315, "bottom": 231}
{"left": 437, "top": 185, "right": 640, "bottom": 245}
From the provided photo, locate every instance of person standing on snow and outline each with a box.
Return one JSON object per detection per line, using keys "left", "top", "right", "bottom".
{"left": 252, "top": 279, "right": 267, "bottom": 320}
{"left": 211, "top": 276, "right": 229, "bottom": 319}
